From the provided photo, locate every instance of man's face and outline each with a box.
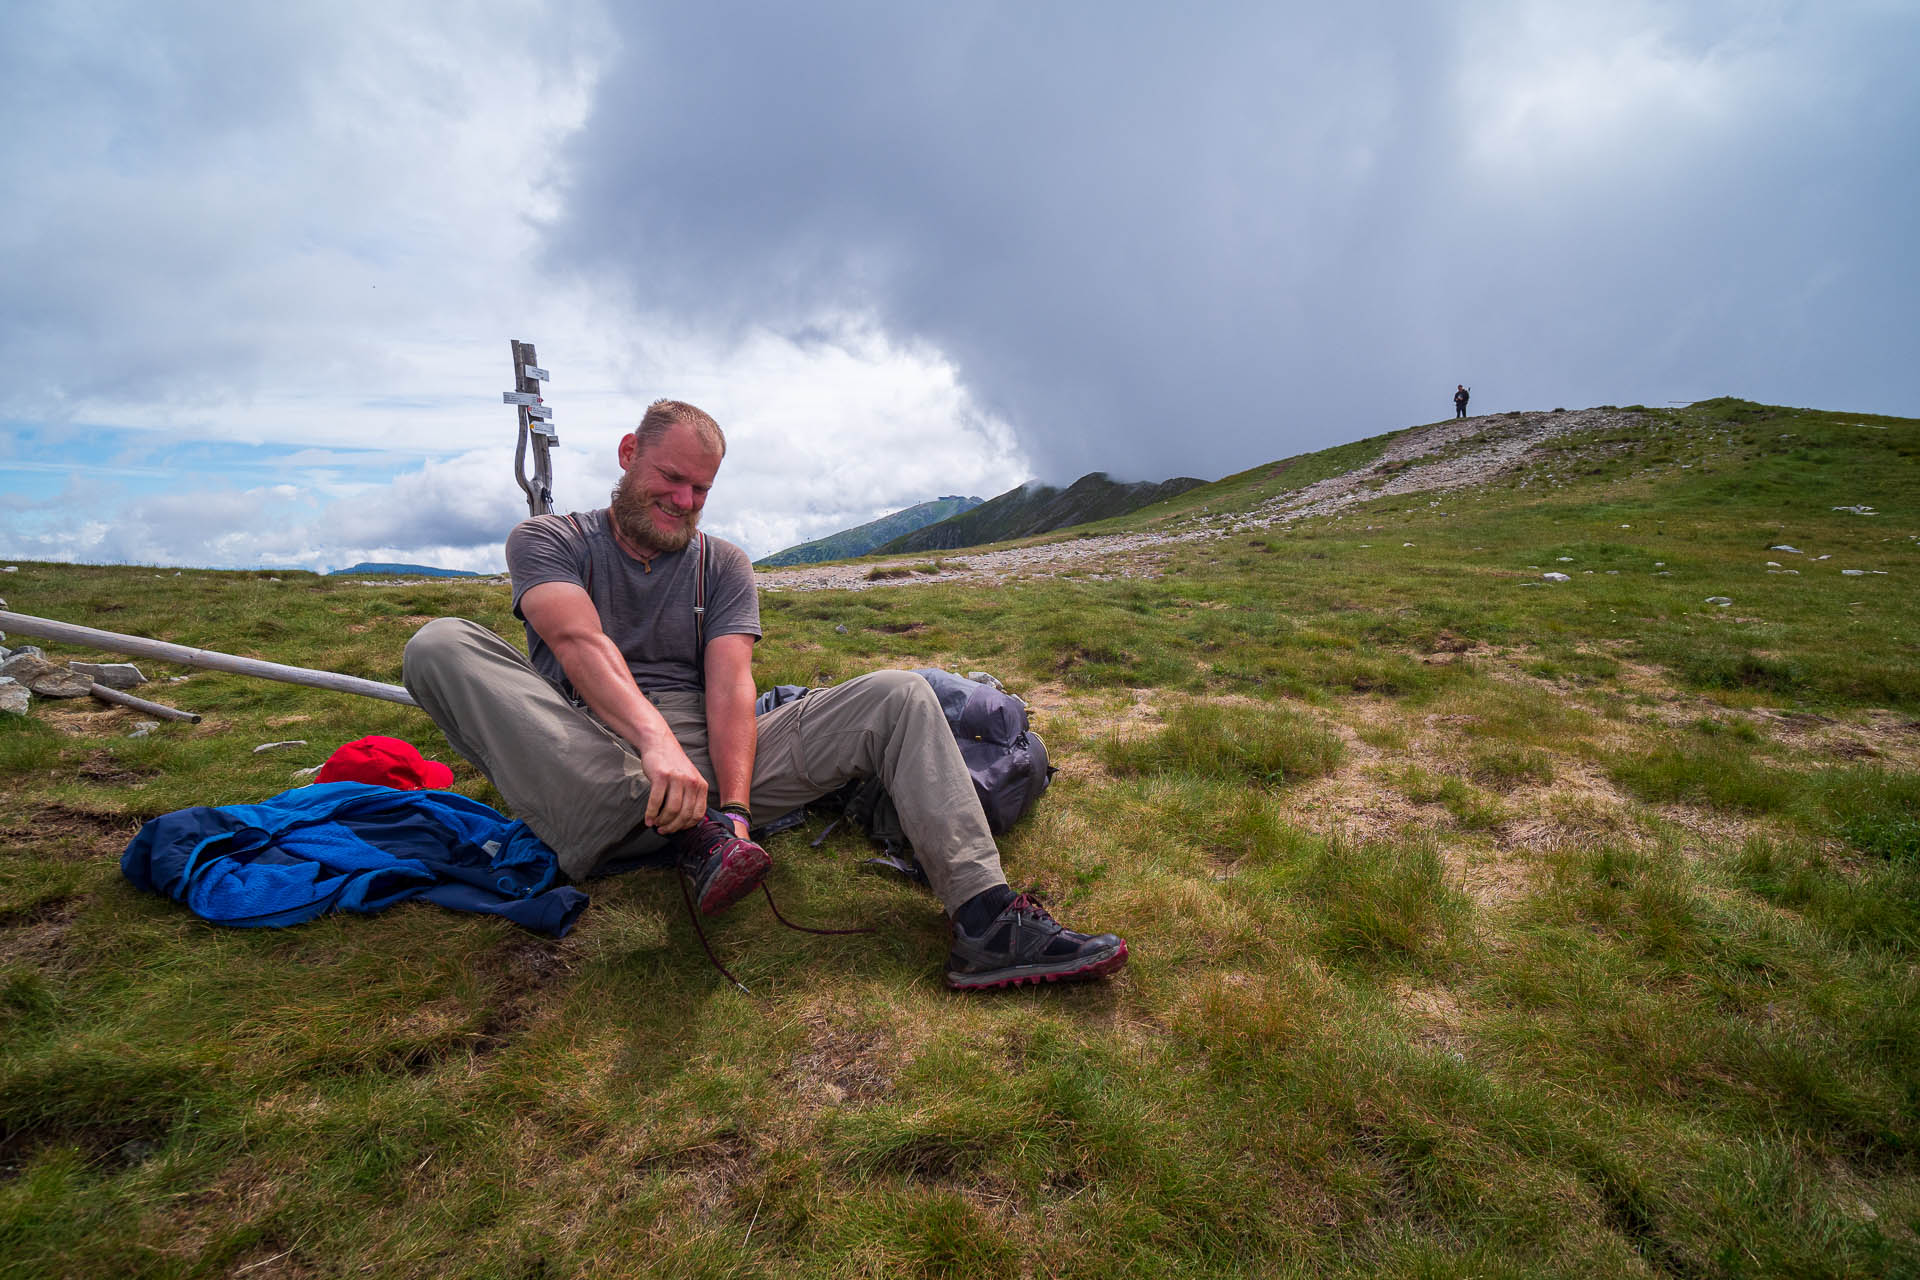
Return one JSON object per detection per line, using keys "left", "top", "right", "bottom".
{"left": 609, "top": 422, "right": 723, "bottom": 554}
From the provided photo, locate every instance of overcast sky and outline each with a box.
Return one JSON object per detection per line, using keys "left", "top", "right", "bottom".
{"left": 2, "top": 1, "right": 1914, "bottom": 572}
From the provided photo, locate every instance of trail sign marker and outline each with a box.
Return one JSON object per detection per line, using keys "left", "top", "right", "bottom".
{"left": 507, "top": 339, "right": 556, "bottom": 516}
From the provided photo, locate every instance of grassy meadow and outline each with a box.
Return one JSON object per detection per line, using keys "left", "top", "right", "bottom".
{"left": 2, "top": 398, "right": 1918, "bottom": 1277}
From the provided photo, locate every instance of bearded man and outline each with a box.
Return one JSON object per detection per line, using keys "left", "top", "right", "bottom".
{"left": 402, "top": 399, "right": 1128, "bottom": 990}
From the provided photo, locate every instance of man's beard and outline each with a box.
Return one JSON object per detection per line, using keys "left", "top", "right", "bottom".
{"left": 609, "top": 474, "right": 700, "bottom": 554}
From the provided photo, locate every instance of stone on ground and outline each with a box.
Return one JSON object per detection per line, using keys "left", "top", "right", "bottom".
{"left": 71, "top": 661, "right": 146, "bottom": 689}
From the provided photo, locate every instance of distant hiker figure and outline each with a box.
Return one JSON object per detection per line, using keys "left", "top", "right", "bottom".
{"left": 1454, "top": 384, "right": 1471, "bottom": 419}
{"left": 403, "top": 399, "right": 1127, "bottom": 991}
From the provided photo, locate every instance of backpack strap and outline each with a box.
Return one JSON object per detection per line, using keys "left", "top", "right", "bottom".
{"left": 694, "top": 530, "right": 708, "bottom": 656}
{"left": 568, "top": 512, "right": 709, "bottom": 686}
{"left": 564, "top": 512, "right": 593, "bottom": 596}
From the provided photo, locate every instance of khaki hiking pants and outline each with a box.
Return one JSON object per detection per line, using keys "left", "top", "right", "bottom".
{"left": 401, "top": 618, "right": 1005, "bottom": 911}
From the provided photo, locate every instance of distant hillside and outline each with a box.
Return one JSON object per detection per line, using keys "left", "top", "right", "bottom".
{"left": 756, "top": 496, "right": 984, "bottom": 567}
{"left": 327, "top": 562, "right": 478, "bottom": 578}
{"left": 876, "top": 473, "right": 1205, "bottom": 554}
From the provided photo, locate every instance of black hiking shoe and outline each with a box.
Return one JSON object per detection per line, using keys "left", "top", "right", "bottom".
{"left": 671, "top": 817, "right": 771, "bottom": 916}
{"left": 945, "top": 894, "right": 1128, "bottom": 991}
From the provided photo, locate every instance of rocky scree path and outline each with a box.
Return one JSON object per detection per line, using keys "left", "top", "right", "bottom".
{"left": 756, "top": 408, "right": 1643, "bottom": 593}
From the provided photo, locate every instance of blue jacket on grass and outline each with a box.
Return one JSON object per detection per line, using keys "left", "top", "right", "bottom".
{"left": 122, "top": 781, "right": 587, "bottom": 937}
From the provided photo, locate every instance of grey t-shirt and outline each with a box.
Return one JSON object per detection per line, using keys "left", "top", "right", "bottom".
{"left": 505, "top": 509, "right": 761, "bottom": 701}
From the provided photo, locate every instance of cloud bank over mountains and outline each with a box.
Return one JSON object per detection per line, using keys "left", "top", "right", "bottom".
{"left": 552, "top": 1, "right": 1918, "bottom": 485}
{"left": 1, "top": 1, "right": 1914, "bottom": 570}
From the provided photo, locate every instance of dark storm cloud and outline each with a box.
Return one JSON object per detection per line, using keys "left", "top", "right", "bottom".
{"left": 548, "top": 2, "right": 1920, "bottom": 484}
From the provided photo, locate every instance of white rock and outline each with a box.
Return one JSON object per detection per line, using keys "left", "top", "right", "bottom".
{"left": 1542, "top": 572, "right": 1570, "bottom": 582}
{"left": 1556, "top": 556, "right": 1574, "bottom": 562}
{"left": 1815, "top": 554, "right": 1831, "bottom": 561}
{"left": 127, "top": 719, "right": 161, "bottom": 739}
{"left": 1619, "top": 524, "right": 1631, "bottom": 528}
{"left": 253, "top": 740, "right": 309, "bottom": 753}
{"left": 291, "top": 765, "right": 323, "bottom": 779}
{"left": 1833, "top": 505, "right": 1877, "bottom": 515}
{"left": 1705, "top": 596, "right": 1733, "bottom": 606}
{"left": 1766, "top": 561, "right": 1782, "bottom": 568}
{"left": 1841, "top": 569, "right": 1867, "bottom": 576}
{"left": 1769, "top": 545, "right": 1802, "bottom": 553}
{"left": 1402, "top": 542, "right": 1414, "bottom": 547}
{"left": 0, "top": 676, "right": 27, "bottom": 716}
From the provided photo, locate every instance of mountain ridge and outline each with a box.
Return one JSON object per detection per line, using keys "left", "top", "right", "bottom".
{"left": 875, "top": 472, "right": 1206, "bottom": 555}
{"left": 755, "top": 495, "right": 983, "bottom": 567}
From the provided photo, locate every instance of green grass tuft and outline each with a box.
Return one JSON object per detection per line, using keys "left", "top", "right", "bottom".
{"left": 1098, "top": 701, "right": 1344, "bottom": 787}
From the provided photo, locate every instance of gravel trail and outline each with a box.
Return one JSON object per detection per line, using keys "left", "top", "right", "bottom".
{"left": 754, "top": 408, "right": 1644, "bottom": 593}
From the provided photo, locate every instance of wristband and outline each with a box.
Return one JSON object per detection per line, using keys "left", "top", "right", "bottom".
{"left": 719, "top": 802, "right": 753, "bottom": 825}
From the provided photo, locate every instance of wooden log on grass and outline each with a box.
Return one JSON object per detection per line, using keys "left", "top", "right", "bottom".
{"left": 0, "top": 610, "right": 419, "bottom": 707}
{"left": 88, "top": 683, "right": 201, "bottom": 723}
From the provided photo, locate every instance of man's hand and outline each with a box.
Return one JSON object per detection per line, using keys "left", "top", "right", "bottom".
{"left": 521, "top": 579, "right": 713, "bottom": 835}
{"left": 640, "top": 738, "right": 708, "bottom": 834}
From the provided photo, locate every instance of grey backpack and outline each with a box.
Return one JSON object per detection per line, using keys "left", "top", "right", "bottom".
{"left": 752, "top": 669, "right": 1054, "bottom": 884}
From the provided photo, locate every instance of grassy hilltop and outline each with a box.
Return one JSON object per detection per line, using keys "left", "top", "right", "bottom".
{"left": 3, "top": 398, "right": 1918, "bottom": 1277}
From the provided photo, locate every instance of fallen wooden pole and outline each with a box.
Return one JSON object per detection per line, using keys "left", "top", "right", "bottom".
{"left": 88, "top": 683, "right": 201, "bottom": 723}
{"left": 0, "top": 610, "right": 418, "bottom": 707}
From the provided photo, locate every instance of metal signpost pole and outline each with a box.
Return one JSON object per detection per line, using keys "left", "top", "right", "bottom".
{"left": 506, "top": 339, "right": 556, "bottom": 516}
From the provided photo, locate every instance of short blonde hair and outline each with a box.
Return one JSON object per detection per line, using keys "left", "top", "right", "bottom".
{"left": 634, "top": 399, "right": 725, "bottom": 458}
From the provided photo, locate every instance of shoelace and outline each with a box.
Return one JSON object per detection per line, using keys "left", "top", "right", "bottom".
{"left": 675, "top": 873, "right": 873, "bottom": 996}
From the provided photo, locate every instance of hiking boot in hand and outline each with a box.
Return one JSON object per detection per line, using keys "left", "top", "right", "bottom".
{"left": 946, "top": 894, "right": 1128, "bottom": 990}
{"left": 671, "top": 816, "right": 771, "bottom": 916}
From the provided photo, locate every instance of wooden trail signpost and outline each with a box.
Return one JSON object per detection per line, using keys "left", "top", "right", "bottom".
{"left": 4, "top": 338, "right": 557, "bottom": 712}
{"left": 506, "top": 338, "right": 557, "bottom": 517}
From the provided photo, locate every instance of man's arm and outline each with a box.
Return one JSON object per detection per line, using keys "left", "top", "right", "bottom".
{"left": 519, "top": 579, "right": 709, "bottom": 833}
{"left": 703, "top": 633, "right": 758, "bottom": 837}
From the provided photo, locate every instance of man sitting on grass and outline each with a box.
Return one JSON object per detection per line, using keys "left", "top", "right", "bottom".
{"left": 403, "top": 399, "right": 1127, "bottom": 990}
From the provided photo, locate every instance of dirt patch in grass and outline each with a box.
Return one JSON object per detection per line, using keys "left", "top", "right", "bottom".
{"left": 1493, "top": 764, "right": 1649, "bottom": 856}
{"left": 1756, "top": 707, "right": 1920, "bottom": 770}
{"left": 0, "top": 804, "right": 146, "bottom": 858}
{"left": 156, "top": 1156, "right": 286, "bottom": 1264}
{"left": 466, "top": 938, "right": 579, "bottom": 1062}
{"left": 0, "top": 1112, "right": 169, "bottom": 1183}
{"left": 1650, "top": 802, "right": 1769, "bottom": 850}
{"left": 782, "top": 1003, "right": 897, "bottom": 1109}
{"left": 74, "top": 750, "right": 159, "bottom": 786}
{"left": 34, "top": 700, "right": 138, "bottom": 736}
{"left": 1437, "top": 839, "right": 1537, "bottom": 908}
{"left": 1280, "top": 766, "right": 1433, "bottom": 846}
{"left": 1390, "top": 979, "right": 1470, "bottom": 1053}
{"left": 0, "top": 893, "right": 83, "bottom": 966}
{"left": 634, "top": 1131, "right": 755, "bottom": 1216}
{"left": 1024, "top": 684, "right": 1168, "bottom": 764}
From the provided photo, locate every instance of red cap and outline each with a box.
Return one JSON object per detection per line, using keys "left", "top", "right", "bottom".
{"left": 316, "top": 735, "right": 456, "bottom": 791}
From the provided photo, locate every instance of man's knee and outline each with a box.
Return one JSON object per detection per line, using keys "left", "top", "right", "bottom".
{"left": 402, "top": 617, "right": 487, "bottom": 688}
{"left": 860, "top": 668, "right": 941, "bottom": 721}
